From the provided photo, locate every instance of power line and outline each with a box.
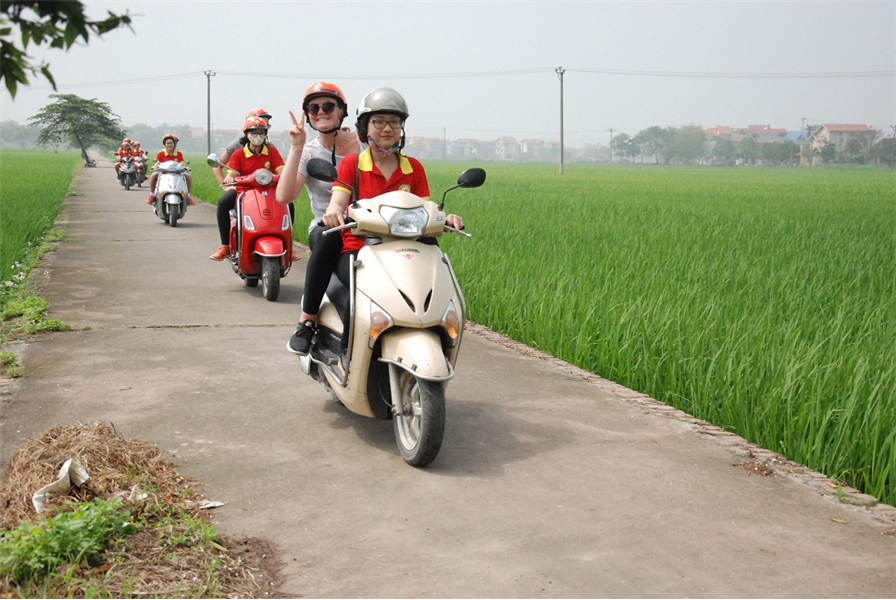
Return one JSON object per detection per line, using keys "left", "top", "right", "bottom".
{"left": 566, "top": 67, "right": 895, "bottom": 79}
{"left": 24, "top": 65, "right": 895, "bottom": 91}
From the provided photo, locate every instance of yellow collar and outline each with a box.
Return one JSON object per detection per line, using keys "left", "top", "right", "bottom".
{"left": 242, "top": 144, "right": 269, "bottom": 157}
{"left": 358, "top": 147, "right": 412, "bottom": 174}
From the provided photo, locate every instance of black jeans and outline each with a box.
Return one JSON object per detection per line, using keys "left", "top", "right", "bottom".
{"left": 216, "top": 189, "right": 295, "bottom": 245}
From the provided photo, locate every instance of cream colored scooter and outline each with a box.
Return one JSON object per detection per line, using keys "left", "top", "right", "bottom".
{"left": 298, "top": 158, "right": 486, "bottom": 467}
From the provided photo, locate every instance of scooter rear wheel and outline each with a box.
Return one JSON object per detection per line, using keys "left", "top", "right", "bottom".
{"left": 393, "top": 370, "right": 445, "bottom": 468}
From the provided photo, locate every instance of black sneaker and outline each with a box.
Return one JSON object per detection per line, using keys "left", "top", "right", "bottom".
{"left": 286, "top": 320, "right": 316, "bottom": 355}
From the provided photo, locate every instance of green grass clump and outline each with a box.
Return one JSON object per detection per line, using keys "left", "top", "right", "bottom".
{"left": 0, "top": 498, "right": 135, "bottom": 585}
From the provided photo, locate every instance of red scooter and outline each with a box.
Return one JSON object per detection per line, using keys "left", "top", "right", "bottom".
{"left": 207, "top": 154, "right": 294, "bottom": 301}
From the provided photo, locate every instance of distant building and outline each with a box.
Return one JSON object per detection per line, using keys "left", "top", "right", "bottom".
{"left": 809, "top": 123, "right": 871, "bottom": 153}
{"left": 494, "top": 137, "right": 520, "bottom": 162}
{"left": 707, "top": 125, "right": 789, "bottom": 145}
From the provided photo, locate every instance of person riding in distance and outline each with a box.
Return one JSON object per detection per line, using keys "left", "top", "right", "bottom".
{"left": 275, "top": 81, "right": 363, "bottom": 245}
{"left": 212, "top": 108, "right": 275, "bottom": 185}
{"left": 146, "top": 133, "right": 193, "bottom": 205}
{"left": 210, "top": 116, "right": 294, "bottom": 261}
{"left": 114, "top": 137, "right": 133, "bottom": 179}
{"left": 286, "top": 87, "right": 464, "bottom": 355}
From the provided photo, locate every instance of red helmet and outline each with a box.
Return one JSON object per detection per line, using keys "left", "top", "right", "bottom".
{"left": 162, "top": 133, "right": 179, "bottom": 145}
{"left": 243, "top": 116, "right": 269, "bottom": 133}
{"left": 246, "top": 108, "right": 272, "bottom": 121}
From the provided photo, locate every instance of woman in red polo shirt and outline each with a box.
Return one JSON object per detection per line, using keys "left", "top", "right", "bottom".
{"left": 210, "top": 117, "right": 293, "bottom": 261}
{"left": 146, "top": 133, "right": 193, "bottom": 205}
{"left": 286, "top": 87, "right": 464, "bottom": 355}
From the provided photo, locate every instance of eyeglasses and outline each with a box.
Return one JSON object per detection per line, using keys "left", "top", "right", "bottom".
{"left": 307, "top": 101, "right": 337, "bottom": 115}
{"left": 370, "top": 118, "right": 403, "bottom": 130}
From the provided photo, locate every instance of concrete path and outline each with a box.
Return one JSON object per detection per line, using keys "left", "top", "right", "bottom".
{"left": 1, "top": 157, "right": 894, "bottom": 598}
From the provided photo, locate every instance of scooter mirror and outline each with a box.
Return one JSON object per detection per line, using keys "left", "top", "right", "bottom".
{"left": 307, "top": 157, "right": 338, "bottom": 182}
{"left": 457, "top": 168, "right": 486, "bottom": 189}
{"left": 206, "top": 153, "right": 222, "bottom": 167}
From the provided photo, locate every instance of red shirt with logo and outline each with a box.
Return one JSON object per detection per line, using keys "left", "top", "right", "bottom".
{"left": 226, "top": 144, "right": 285, "bottom": 192}
{"left": 155, "top": 150, "right": 185, "bottom": 163}
{"left": 333, "top": 148, "right": 430, "bottom": 253}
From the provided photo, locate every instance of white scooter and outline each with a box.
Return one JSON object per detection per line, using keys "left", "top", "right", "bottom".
{"left": 151, "top": 160, "right": 190, "bottom": 227}
{"left": 298, "top": 158, "right": 486, "bottom": 467}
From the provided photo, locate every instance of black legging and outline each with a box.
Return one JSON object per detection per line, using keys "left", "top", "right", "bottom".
{"left": 301, "top": 222, "right": 345, "bottom": 315}
{"left": 216, "top": 189, "right": 295, "bottom": 245}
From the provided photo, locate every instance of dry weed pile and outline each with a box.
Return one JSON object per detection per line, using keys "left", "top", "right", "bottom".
{"left": 0, "top": 422, "right": 282, "bottom": 598}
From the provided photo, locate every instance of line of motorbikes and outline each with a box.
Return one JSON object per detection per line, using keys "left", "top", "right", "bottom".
{"left": 116, "top": 153, "right": 191, "bottom": 228}
{"left": 117, "top": 148, "right": 487, "bottom": 467}
{"left": 115, "top": 153, "right": 145, "bottom": 191}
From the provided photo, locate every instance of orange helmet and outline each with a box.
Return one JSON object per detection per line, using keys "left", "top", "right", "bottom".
{"left": 302, "top": 81, "right": 347, "bottom": 134}
{"left": 162, "top": 133, "right": 179, "bottom": 145}
{"left": 246, "top": 108, "right": 272, "bottom": 121}
{"left": 302, "top": 81, "right": 346, "bottom": 111}
{"left": 243, "top": 116, "right": 269, "bottom": 133}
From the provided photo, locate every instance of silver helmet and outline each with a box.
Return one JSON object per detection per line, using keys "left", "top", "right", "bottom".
{"left": 356, "top": 87, "right": 409, "bottom": 146}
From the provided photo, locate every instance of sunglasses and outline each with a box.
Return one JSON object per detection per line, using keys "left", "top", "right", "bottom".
{"left": 307, "top": 101, "right": 337, "bottom": 115}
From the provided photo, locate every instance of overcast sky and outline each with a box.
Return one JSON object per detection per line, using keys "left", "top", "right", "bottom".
{"left": 2, "top": 1, "right": 894, "bottom": 146}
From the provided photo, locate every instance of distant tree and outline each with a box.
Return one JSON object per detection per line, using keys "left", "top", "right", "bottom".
{"left": 671, "top": 125, "right": 706, "bottom": 164}
{"left": 1, "top": 1, "right": 132, "bottom": 97}
{"left": 610, "top": 132, "right": 640, "bottom": 162}
{"left": 711, "top": 139, "right": 737, "bottom": 165}
{"left": 29, "top": 94, "right": 126, "bottom": 165}
{"left": 760, "top": 140, "right": 797, "bottom": 166}
{"left": 637, "top": 126, "right": 672, "bottom": 165}
{"left": 0, "top": 119, "right": 39, "bottom": 148}
{"left": 736, "top": 137, "right": 757, "bottom": 165}
{"left": 875, "top": 136, "right": 896, "bottom": 167}
{"left": 819, "top": 142, "right": 837, "bottom": 164}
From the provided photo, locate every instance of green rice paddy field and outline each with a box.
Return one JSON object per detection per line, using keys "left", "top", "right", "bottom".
{"left": 5, "top": 151, "right": 896, "bottom": 505}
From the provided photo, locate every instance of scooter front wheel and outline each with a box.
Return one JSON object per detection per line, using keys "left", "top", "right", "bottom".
{"left": 393, "top": 370, "right": 445, "bottom": 468}
{"left": 261, "top": 256, "right": 280, "bottom": 301}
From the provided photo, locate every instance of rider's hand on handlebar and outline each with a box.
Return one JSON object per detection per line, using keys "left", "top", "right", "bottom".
{"left": 321, "top": 204, "right": 345, "bottom": 229}
{"left": 446, "top": 214, "right": 464, "bottom": 231}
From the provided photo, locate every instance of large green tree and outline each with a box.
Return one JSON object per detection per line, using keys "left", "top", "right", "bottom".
{"left": 671, "top": 125, "right": 706, "bottom": 164}
{"left": 1, "top": 0, "right": 132, "bottom": 97}
{"left": 29, "top": 93, "right": 125, "bottom": 165}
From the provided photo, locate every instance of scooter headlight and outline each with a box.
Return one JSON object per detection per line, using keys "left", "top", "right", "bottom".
{"left": 380, "top": 206, "right": 428, "bottom": 237}
{"left": 369, "top": 301, "right": 394, "bottom": 348}
{"left": 253, "top": 169, "right": 273, "bottom": 186}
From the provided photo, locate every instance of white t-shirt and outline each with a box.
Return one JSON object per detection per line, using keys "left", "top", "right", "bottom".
{"left": 299, "top": 133, "right": 364, "bottom": 232}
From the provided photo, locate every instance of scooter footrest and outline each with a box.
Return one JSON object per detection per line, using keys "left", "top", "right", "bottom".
{"left": 317, "top": 348, "right": 340, "bottom": 366}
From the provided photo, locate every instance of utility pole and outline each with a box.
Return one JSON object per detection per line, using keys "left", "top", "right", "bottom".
{"left": 801, "top": 117, "right": 806, "bottom": 166}
{"left": 443, "top": 127, "right": 447, "bottom": 160}
{"left": 891, "top": 125, "right": 896, "bottom": 168}
{"left": 607, "top": 128, "right": 615, "bottom": 164}
{"left": 556, "top": 66, "right": 565, "bottom": 175}
{"left": 205, "top": 70, "right": 216, "bottom": 155}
